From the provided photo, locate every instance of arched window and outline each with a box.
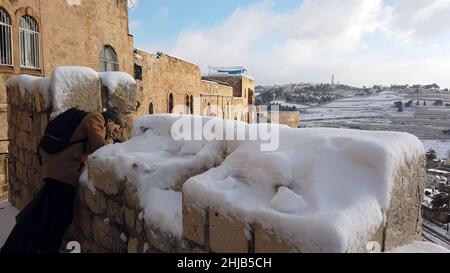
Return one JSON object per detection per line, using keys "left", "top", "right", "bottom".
{"left": 0, "top": 8, "right": 12, "bottom": 66}
{"left": 168, "top": 93, "right": 174, "bottom": 113}
{"left": 99, "top": 45, "right": 119, "bottom": 71}
{"left": 186, "top": 95, "right": 190, "bottom": 114}
{"left": 149, "top": 103, "right": 154, "bottom": 115}
{"left": 190, "top": 95, "right": 194, "bottom": 115}
{"left": 248, "top": 89, "right": 254, "bottom": 105}
{"left": 19, "top": 15, "right": 40, "bottom": 69}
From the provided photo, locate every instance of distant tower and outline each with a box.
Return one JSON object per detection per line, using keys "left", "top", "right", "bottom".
{"left": 331, "top": 74, "right": 335, "bottom": 87}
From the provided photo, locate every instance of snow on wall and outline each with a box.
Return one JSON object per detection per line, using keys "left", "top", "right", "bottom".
{"left": 8, "top": 67, "right": 137, "bottom": 119}
{"left": 99, "top": 72, "right": 136, "bottom": 97}
{"left": 90, "top": 114, "right": 425, "bottom": 249}
{"left": 184, "top": 125, "right": 424, "bottom": 252}
{"left": 91, "top": 115, "right": 229, "bottom": 237}
{"left": 6, "top": 75, "right": 51, "bottom": 108}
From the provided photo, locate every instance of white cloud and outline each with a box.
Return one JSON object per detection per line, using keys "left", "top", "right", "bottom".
{"left": 386, "top": 0, "right": 450, "bottom": 41}
{"left": 144, "top": 0, "right": 450, "bottom": 87}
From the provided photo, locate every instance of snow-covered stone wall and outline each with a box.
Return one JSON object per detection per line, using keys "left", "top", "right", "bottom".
{"left": 6, "top": 75, "right": 51, "bottom": 210}
{"left": 66, "top": 115, "right": 426, "bottom": 253}
{"left": 6, "top": 67, "right": 138, "bottom": 211}
{"left": 5, "top": 69, "right": 426, "bottom": 252}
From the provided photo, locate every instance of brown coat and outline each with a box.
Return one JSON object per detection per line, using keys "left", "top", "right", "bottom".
{"left": 42, "top": 113, "right": 108, "bottom": 187}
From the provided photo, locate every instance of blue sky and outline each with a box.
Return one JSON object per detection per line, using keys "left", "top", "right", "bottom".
{"left": 129, "top": 0, "right": 300, "bottom": 44}
{"left": 129, "top": 0, "right": 450, "bottom": 87}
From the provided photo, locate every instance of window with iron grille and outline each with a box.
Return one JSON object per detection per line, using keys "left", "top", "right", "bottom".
{"left": 19, "top": 15, "right": 41, "bottom": 69}
{"left": 0, "top": 8, "right": 13, "bottom": 67}
{"left": 100, "top": 45, "right": 119, "bottom": 71}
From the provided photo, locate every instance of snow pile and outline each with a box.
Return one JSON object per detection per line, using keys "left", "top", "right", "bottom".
{"left": 8, "top": 67, "right": 138, "bottom": 118}
{"left": 0, "top": 202, "right": 19, "bottom": 248}
{"left": 90, "top": 115, "right": 233, "bottom": 236}
{"left": 50, "top": 66, "right": 100, "bottom": 119}
{"left": 388, "top": 241, "right": 450, "bottom": 253}
{"left": 184, "top": 123, "right": 425, "bottom": 252}
{"left": 99, "top": 72, "right": 136, "bottom": 96}
{"left": 6, "top": 75, "right": 51, "bottom": 108}
{"left": 89, "top": 114, "right": 424, "bottom": 249}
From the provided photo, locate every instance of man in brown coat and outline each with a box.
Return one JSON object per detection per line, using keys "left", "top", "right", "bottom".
{"left": 1, "top": 108, "right": 123, "bottom": 253}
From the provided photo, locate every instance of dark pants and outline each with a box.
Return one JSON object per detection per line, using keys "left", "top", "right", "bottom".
{"left": 1, "top": 179, "right": 76, "bottom": 253}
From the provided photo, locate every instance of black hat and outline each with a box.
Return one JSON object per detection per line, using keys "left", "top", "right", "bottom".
{"left": 103, "top": 107, "right": 124, "bottom": 127}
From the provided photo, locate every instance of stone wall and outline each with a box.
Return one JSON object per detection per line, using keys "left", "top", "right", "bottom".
{"left": 6, "top": 70, "right": 426, "bottom": 252}
{"left": 258, "top": 111, "right": 300, "bottom": 128}
{"left": 61, "top": 154, "right": 425, "bottom": 253}
{"left": 182, "top": 157, "right": 425, "bottom": 253}
{"left": 0, "top": 0, "right": 134, "bottom": 153}
{"left": 6, "top": 77, "right": 51, "bottom": 210}
{"left": 6, "top": 68, "right": 138, "bottom": 208}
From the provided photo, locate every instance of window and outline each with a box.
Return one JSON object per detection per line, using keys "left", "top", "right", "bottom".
{"left": 100, "top": 45, "right": 119, "bottom": 72}
{"left": 168, "top": 93, "right": 174, "bottom": 113}
{"left": 186, "top": 95, "right": 190, "bottom": 114}
{"left": 134, "top": 64, "right": 142, "bottom": 80}
{"left": 190, "top": 95, "right": 194, "bottom": 115}
{"left": 0, "top": 8, "right": 12, "bottom": 66}
{"left": 19, "top": 15, "right": 40, "bottom": 69}
{"left": 149, "top": 103, "right": 154, "bottom": 115}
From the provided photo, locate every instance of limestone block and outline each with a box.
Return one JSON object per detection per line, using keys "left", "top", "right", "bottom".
{"left": 51, "top": 66, "right": 102, "bottom": 119}
{"left": 107, "top": 199, "right": 124, "bottom": 225}
{"left": 79, "top": 207, "right": 93, "bottom": 238}
{"left": 383, "top": 157, "right": 425, "bottom": 251}
{"left": 128, "top": 238, "right": 139, "bottom": 253}
{"left": 208, "top": 208, "right": 249, "bottom": 253}
{"left": 99, "top": 72, "right": 138, "bottom": 113}
{"left": 254, "top": 223, "right": 297, "bottom": 253}
{"left": 124, "top": 181, "right": 140, "bottom": 209}
{"left": 144, "top": 225, "right": 177, "bottom": 253}
{"left": 82, "top": 185, "right": 107, "bottom": 215}
{"left": 92, "top": 216, "right": 124, "bottom": 252}
{"left": 182, "top": 197, "right": 206, "bottom": 246}
{"left": 89, "top": 159, "right": 120, "bottom": 195}
{"left": 125, "top": 207, "right": 136, "bottom": 230}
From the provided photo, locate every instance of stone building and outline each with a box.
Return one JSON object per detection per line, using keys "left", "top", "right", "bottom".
{"left": 0, "top": 0, "right": 255, "bottom": 197}
{"left": 0, "top": 0, "right": 133, "bottom": 153}
{"left": 0, "top": 0, "right": 255, "bottom": 153}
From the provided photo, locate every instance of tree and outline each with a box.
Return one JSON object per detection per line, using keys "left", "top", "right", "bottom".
{"left": 426, "top": 149, "right": 437, "bottom": 161}
{"left": 431, "top": 192, "right": 449, "bottom": 209}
